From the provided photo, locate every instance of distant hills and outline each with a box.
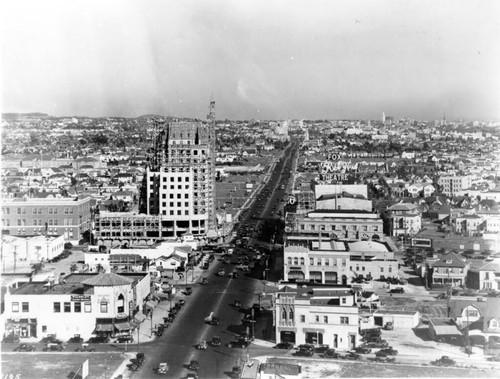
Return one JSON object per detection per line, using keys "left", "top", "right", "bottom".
{"left": 2, "top": 112, "right": 49, "bottom": 119}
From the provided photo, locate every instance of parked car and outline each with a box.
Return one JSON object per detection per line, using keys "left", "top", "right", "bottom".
{"left": 376, "top": 356, "right": 396, "bottom": 363}
{"left": 186, "top": 373, "right": 199, "bottom": 379}
{"left": 344, "top": 352, "right": 361, "bottom": 360}
{"left": 87, "top": 335, "right": 110, "bottom": 343}
{"left": 68, "top": 335, "right": 84, "bottom": 343}
{"left": 117, "top": 335, "right": 134, "bottom": 343}
{"left": 204, "top": 312, "right": 220, "bottom": 325}
{"left": 75, "top": 343, "right": 95, "bottom": 352}
{"left": 389, "top": 287, "right": 405, "bottom": 294}
{"left": 233, "top": 299, "right": 242, "bottom": 308}
{"left": 431, "top": 356, "right": 456, "bottom": 367}
{"left": 44, "top": 342, "right": 65, "bottom": 351}
{"left": 324, "top": 349, "right": 340, "bottom": 359}
{"left": 384, "top": 322, "right": 394, "bottom": 330}
{"left": 274, "top": 342, "right": 294, "bottom": 349}
{"left": 228, "top": 337, "right": 250, "bottom": 348}
{"left": 354, "top": 346, "right": 372, "bottom": 354}
{"left": 217, "top": 269, "right": 226, "bottom": 276}
{"left": 295, "top": 346, "right": 314, "bottom": 356}
{"left": 201, "top": 277, "right": 208, "bottom": 285}
{"left": 14, "top": 344, "right": 36, "bottom": 352}
{"left": 3, "top": 334, "right": 20, "bottom": 343}
{"left": 185, "top": 287, "right": 193, "bottom": 295}
{"left": 378, "top": 347, "right": 398, "bottom": 355}
{"left": 197, "top": 340, "right": 207, "bottom": 350}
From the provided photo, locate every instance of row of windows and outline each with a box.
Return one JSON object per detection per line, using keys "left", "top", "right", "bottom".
{"left": 434, "top": 267, "right": 464, "bottom": 274}
{"left": 162, "top": 210, "right": 192, "bottom": 216}
{"left": 162, "top": 176, "right": 190, "bottom": 182}
{"left": 162, "top": 202, "right": 190, "bottom": 208}
{"left": 287, "top": 257, "right": 348, "bottom": 267}
{"left": 281, "top": 309, "right": 350, "bottom": 325}
{"left": 299, "top": 224, "right": 379, "bottom": 232}
{"left": 11, "top": 302, "right": 29, "bottom": 312}
{"left": 54, "top": 301, "right": 92, "bottom": 313}
{"left": 162, "top": 193, "right": 189, "bottom": 199}
{"left": 1, "top": 207, "right": 76, "bottom": 215}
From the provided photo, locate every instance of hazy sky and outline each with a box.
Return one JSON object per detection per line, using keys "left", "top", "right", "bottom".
{"left": 2, "top": 0, "right": 500, "bottom": 120}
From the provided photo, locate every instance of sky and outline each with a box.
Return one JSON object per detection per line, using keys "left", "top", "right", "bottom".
{"left": 2, "top": 0, "right": 500, "bottom": 120}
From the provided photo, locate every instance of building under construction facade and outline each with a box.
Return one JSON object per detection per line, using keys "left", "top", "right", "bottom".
{"left": 94, "top": 101, "right": 218, "bottom": 246}
{"left": 143, "top": 118, "right": 217, "bottom": 238}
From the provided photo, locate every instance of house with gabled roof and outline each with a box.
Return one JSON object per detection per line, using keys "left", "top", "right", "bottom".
{"left": 467, "top": 256, "right": 500, "bottom": 291}
{"left": 430, "top": 252, "right": 469, "bottom": 287}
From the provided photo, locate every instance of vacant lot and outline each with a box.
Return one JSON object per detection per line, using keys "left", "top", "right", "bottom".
{"left": 266, "top": 357, "right": 500, "bottom": 378}
{"left": 1, "top": 352, "right": 125, "bottom": 379}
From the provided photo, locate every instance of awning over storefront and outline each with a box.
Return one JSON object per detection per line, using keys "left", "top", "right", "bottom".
{"left": 95, "top": 324, "right": 114, "bottom": 332}
{"left": 134, "top": 312, "right": 146, "bottom": 323}
{"left": 303, "top": 328, "right": 325, "bottom": 334}
{"left": 114, "top": 322, "right": 131, "bottom": 331}
{"left": 288, "top": 270, "right": 305, "bottom": 280}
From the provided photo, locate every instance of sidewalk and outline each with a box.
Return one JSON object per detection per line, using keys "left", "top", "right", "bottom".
{"left": 136, "top": 264, "right": 207, "bottom": 344}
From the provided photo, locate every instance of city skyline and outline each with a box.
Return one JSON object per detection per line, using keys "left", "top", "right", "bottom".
{"left": 2, "top": 0, "right": 500, "bottom": 121}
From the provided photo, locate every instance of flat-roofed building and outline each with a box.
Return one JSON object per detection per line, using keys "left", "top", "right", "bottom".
{"left": 273, "top": 283, "right": 360, "bottom": 350}
{"left": 284, "top": 236, "right": 397, "bottom": 284}
{"left": 2, "top": 272, "right": 150, "bottom": 342}
{"left": 1, "top": 195, "right": 91, "bottom": 243}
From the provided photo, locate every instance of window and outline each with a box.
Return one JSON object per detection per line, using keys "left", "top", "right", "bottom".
{"left": 315, "top": 315, "right": 320, "bottom": 322}
{"left": 100, "top": 301, "right": 108, "bottom": 313}
{"left": 42, "top": 325, "right": 47, "bottom": 333}
{"left": 380, "top": 267, "right": 384, "bottom": 272}
{"left": 287, "top": 257, "right": 292, "bottom": 265}
{"left": 325, "top": 259, "right": 329, "bottom": 266}
{"left": 22, "top": 302, "right": 29, "bottom": 312}
{"left": 293, "top": 257, "right": 298, "bottom": 265}
{"left": 310, "top": 258, "right": 314, "bottom": 265}
{"left": 342, "top": 298, "right": 347, "bottom": 304}
{"left": 74, "top": 302, "right": 81, "bottom": 313}
{"left": 324, "top": 316, "right": 328, "bottom": 323}
{"left": 282, "top": 309, "right": 287, "bottom": 320}
{"left": 300, "top": 257, "right": 305, "bottom": 265}
{"left": 340, "top": 317, "right": 349, "bottom": 324}
{"left": 388, "top": 266, "right": 392, "bottom": 273}
{"left": 318, "top": 258, "right": 322, "bottom": 266}
{"left": 117, "top": 294, "right": 125, "bottom": 313}
{"left": 64, "top": 302, "right": 71, "bottom": 312}
{"left": 54, "top": 302, "right": 61, "bottom": 312}
{"left": 300, "top": 315, "right": 305, "bottom": 323}
{"left": 84, "top": 302, "right": 92, "bottom": 313}
{"left": 490, "top": 319, "right": 499, "bottom": 329}
{"left": 12, "top": 302, "right": 19, "bottom": 312}
{"left": 289, "top": 310, "right": 294, "bottom": 320}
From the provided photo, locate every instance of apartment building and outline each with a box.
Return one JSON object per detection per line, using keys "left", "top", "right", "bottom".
{"left": 438, "top": 175, "right": 472, "bottom": 196}
{"left": 273, "top": 284, "right": 360, "bottom": 350}
{"left": 1, "top": 195, "right": 92, "bottom": 243}
{"left": 386, "top": 202, "right": 421, "bottom": 236}
{"left": 2, "top": 272, "right": 150, "bottom": 341}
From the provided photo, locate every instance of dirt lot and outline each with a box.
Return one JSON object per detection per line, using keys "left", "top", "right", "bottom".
{"left": 264, "top": 356, "right": 500, "bottom": 378}
{"left": 1, "top": 352, "right": 125, "bottom": 379}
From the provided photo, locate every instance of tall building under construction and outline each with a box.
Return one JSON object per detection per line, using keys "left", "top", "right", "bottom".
{"left": 94, "top": 101, "right": 218, "bottom": 246}
{"left": 142, "top": 118, "right": 217, "bottom": 238}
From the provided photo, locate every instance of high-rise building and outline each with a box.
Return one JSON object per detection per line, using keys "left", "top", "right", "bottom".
{"left": 381, "top": 112, "right": 386, "bottom": 123}
{"left": 142, "top": 119, "right": 217, "bottom": 238}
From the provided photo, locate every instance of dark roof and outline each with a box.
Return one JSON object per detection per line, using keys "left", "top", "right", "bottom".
{"left": 433, "top": 252, "right": 467, "bottom": 268}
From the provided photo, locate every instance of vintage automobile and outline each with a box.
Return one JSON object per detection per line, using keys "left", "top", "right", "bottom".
{"left": 324, "top": 349, "right": 340, "bottom": 359}
{"left": 43, "top": 342, "right": 65, "bottom": 351}
{"left": 188, "top": 360, "right": 200, "bottom": 370}
{"left": 211, "top": 336, "right": 222, "bottom": 346}
{"left": 75, "top": 343, "right": 95, "bottom": 352}
{"left": 431, "top": 356, "right": 456, "bottom": 367}
{"left": 197, "top": 340, "right": 208, "bottom": 350}
{"left": 273, "top": 342, "right": 294, "bottom": 349}
{"left": 228, "top": 337, "right": 250, "bottom": 348}
{"left": 185, "top": 287, "right": 193, "bottom": 295}
{"left": 156, "top": 362, "right": 169, "bottom": 375}
{"left": 201, "top": 277, "right": 208, "bottom": 285}
{"left": 14, "top": 344, "right": 36, "bottom": 352}
{"left": 204, "top": 312, "right": 220, "bottom": 325}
